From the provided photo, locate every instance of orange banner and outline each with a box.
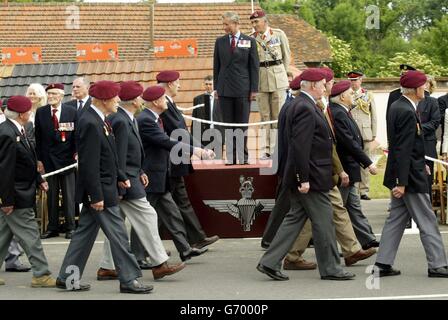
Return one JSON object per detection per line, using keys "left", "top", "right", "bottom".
{"left": 154, "top": 39, "right": 198, "bottom": 58}
{"left": 76, "top": 43, "right": 119, "bottom": 62}
{"left": 1, "top": 47, "right": 42, "bottom": 64}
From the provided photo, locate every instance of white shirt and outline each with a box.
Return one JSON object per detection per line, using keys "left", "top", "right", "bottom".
{"left": 78, "top": 95, "right": 90, "bottom": 110}
{"left": 148, "top": 108, "right": 161, "bottom": 124}
{"left": 403, "top": 95, "right": 417, "bottom": 111}
{"left": 119, "top": 106, "right": 134, "bottom": 122}
{"left": 9, "top": 118, "right": 24, "bottom": 133}
{"left": 206, "top": 93, "right": 214, "bottom": 129}
{"left": 90, "top": 104, "right": 105, "bottom": 122}
{"left": 50, "top": 104, "right": 62, "bottom": 122}
{"left": 301, "top": 90, "right": 316, "bottom": 104}
{"left": 0, "top": 114, "right": 5, "bottom": 124}
{"left": 229, "top": 31, "right": 241, "bottom": 44}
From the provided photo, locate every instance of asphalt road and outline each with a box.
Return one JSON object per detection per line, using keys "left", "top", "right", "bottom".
{"left": 1, "top": 199, "right": 448, "bottom": 301}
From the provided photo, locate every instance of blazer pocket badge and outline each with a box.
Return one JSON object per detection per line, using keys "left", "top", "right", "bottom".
{"left": 237, "top": 40, "right": 251, "bottom": 48}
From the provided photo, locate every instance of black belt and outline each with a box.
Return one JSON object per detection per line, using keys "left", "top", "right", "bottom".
{"left": 259, "top": 60, "right": 282, "bottom": 67}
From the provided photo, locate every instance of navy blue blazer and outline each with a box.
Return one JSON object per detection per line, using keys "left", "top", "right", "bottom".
{"left": 107, "top": 107, "right": 146, "bottom": 200}
{"left": 137, "top": 108, "right": 194, "bottom": 194}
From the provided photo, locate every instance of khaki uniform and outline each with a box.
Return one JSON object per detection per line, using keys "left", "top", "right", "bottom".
{"left": 251, "top": 27, "right": 291, "bottom": 155}
{"left": 350, "top": 88, "right": 377, "bottom": 196}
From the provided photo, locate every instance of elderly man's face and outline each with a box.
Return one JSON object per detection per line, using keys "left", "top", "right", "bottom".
{"left": 72, "top": 78, "right": 89, "bottom": 100}
{"left": 350, "top": 78, "right": 362, "bottom": 91}
{"left": 168, "top": 79, "right": 181, "bottom": 98}
{"left": 223, "top": 17, "right": 239, "bottom": 35}
{"left": 251, "top": 18, "right": 267, "bottom": 33}
{"left": 343, "top": 88, "right": 355, "bottom": 107}
{"left": 204, "top": 80, "right": 213, "bottom": 94}
{"left": 47, "top": 90, "right": 64, "bottom": 107}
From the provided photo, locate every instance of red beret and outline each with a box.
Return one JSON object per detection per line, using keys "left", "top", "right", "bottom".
{"left": 7, "top": 96, "right": 32, "bottom": 113}
{"left": 330, "top": 80, "right": 352, "bottom": 97}
{"left": 119, "top": 81, "right": 143, "bottom": 101}
{"left": 46, "top": 83, "right": 64, "bottom": 91}
{"left": 300, "top": 68, "right": 326, "bottom": 82}
{"left": 347, "top": 70, "right": 364, "bottom": 80}
{"left": 156, "top": 70, "right": 180, "bottom": 83}
{"left": 250, "top": 10, "right": 266, "bottom": 20}
{"left": 142, "top": 86, "right": 166, "bottom": 102}
{"left": 400, "top": 70, "right": 427, "bottom": 88}
{"left": 320, "top": 67, "right": 334, "bottom": 82}
{"left": 89, "top": 80, "right": 121, "bottom": 100}
{"left": 289, "top": 75, "right": 302, "bottom": 90}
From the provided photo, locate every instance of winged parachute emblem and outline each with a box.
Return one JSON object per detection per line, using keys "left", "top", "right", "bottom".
{"left": 203, "top": 175, "right": 275, "bottom": 231}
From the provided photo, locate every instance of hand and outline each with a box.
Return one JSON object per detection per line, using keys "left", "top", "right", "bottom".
{"left": 425, "top": 164, "right": 431, "bottom": 176}
{"left": 368, "top": 164, "right": 377, "bottom": 175}
{"left": 37, "top": 161, "right": 45, "bottom": 174}
{"left": 298, "top": 182, "right": 310, "bottom": 194}
{"left": 392, "top": 186, "right": 405, "bottom": 199}
{"left": 91, "top": 201, "right": 104, "bottom": 212}
{"left": 339, "top": 171, "right": 350, "bottom": 187}
{"left": 140, "top": 174, "right": 149, "bottom": 188}
{"left": 118, "top": 180, "right": 131, "bottom": 189}
{"left": 1, "top": 206, "right": 14, "bottom": 215}
{"left": 39, "top": 181, "right": 49, "bottom": 192}
{"left": 193, "top": 147, "right": 205, "bottom": 159}
{"left": 249, "top": 92, "right": 257, "bottom": 102}
{"left": 74, "top": 153, "right": 78, "bottom": 161}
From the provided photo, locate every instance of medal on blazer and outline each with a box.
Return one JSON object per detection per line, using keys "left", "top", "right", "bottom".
{"left": 103, "top": 125, "right": 109, "bottom": 136}
{"left": 61, "top": 131, "right": 66, "bottom": 142}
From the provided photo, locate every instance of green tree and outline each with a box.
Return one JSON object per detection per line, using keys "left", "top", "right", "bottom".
{"left": 326, "top": 35, "right": 353, "bottom": 77}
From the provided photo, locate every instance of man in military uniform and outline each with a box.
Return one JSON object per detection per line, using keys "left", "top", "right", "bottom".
{"left": 250, "top": 9, "right": 291, "bottom": 159}
{"left": 348, "top": 70, "right": 377, "bottom": 200}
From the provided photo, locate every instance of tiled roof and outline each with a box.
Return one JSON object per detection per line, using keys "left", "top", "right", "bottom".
{"left": 0, "top": 3, "right": 330, "bottom": 67}
{"left": 267, "top": 14, "right": 332, "bottom": 66}
{"left": 0, "top": 62, "right": 78, "bottom": 100}
{"left": 0, "top": 3, "right": 152, "bottom": 63}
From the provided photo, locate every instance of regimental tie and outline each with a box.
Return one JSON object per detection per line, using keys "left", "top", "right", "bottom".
{"left": 157, "top": 117, "right": 164, "bottom": 131}
{"left": 52, "top": 108, "right": 59, "bottom": 130}
{"left": 231, "top": 35, "right": 236, "bottom": 53}
{"left": 105, "top": 120, "right": 113, "bottom": 134}
{"left": 21, "top": 128, "right": 30, "bottom": 149}
{"left": 78, "top": 100, "right": 83, "bottom": 110}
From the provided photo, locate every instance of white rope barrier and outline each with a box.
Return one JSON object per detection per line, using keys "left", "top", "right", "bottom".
{"left": 176, "top": 103, "right": 204, "bottom": 111}
{"left": 42, "top": 162, "right": 78, "bottom": 178}
{"left": 182, "top": 114, "right": 278, "bottom": 127}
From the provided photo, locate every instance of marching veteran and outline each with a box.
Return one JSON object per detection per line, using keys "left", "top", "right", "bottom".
{"left": 0, "top": 96, "right": 56, "bottom": 288}
{"left": 250, "top": 9, "right": 291, "bottom": 159}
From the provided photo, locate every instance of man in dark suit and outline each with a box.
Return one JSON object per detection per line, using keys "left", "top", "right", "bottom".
{"left": 56, "top": 80, "right": 153, "bottom": 294}
{"left": 0, "top": 96, "right": 56, "bottom": 288}
{"left": 386, "top": 64, "right": 416, "bottom": 118}
{"left": 417, "top": 87, "right": 440, "bottom": 197}
{"left": 439, "top": 93, "right": 448, "bottom": 144}
{"left": 35, "top": 83, "right": 77, "bottom": 239}
{"left": 65, "top": 77, "right": 91, "bottom": 115}
{"left": 97, "top": 81, "right": 185, "bottom": 281}
{"left": 191, "top": 75, "right": 223, "bottom": 154}
{"left": 213, "top": 11, "right": 259, "bottom": 164}
{"left": 157, "top": 71, "right": 219, "bottom": 249}
{"left": 137, "top": 85, "right": 208, "bottom": 262}
{"left": 376, "top": 71, "right": 448, "bottom": 277}
{"left": 257, "top": 69, "right": 354, "bottom": 281}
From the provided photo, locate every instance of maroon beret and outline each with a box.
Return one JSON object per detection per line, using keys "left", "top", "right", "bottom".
{"left": 142, "top": 86, "right": 166, "bottom": 102}
{"left": 347, "top": 70, "right": 364, "bottom": 80}
{"left": 156, "top": 70, "right": 180, "bottom": 83}
{"left": 89, "top": 80, "right": 120, "bottom": 100}
{"left": 289, "top": 75, "right": 302, "bottom": 90}
{"left": 46, "top": 83, "right": 64, "bottom": 91}
{"left": 7, "top": 96, "right": 32, "bottom": 113}
{"left": 330, "top": 80, "right": 352, "bottom": 97}
{"left": 250, "top": 10, "right": 266, "bottom": 20}
{"left": 400, "top": 70, "right": 427, "bottom": 89}
{"left": 119, "top": 81, "right": 143, "bottom": 101}
{"left": 320, "top": 67, "right": 334, "bottom": 82}
{"left": 300, "top": 68, "right": 326, "bottom": 82}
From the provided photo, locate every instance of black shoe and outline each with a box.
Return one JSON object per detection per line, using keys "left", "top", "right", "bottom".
{"left": 65, "top": 230, "right": 74, "bottom": 239}
{"left": 138, "top": 260, "right": 153, "bottom": 270}
{"left": 40, "top": 231, "right": 59, "bottom": 239}
{"left": 192, "top": 235, "right": 220, "bottom": 249}
{"left": 56, "top": 278, "right": 91, "bottom": 291}
{"left": 260, "top": 241, "right": 270, "bottom": 250}
{"left": 119, "top": 280, "right": 153, "bottom": 294}
{"left": 180, "top": 247, "right": 208, "bottom": 261}
{"left": 428, "top": 267, "right": 448, "bottom": 278}
{"left": 361, "top": 194, "right": 371, "bottom": 200}
{"left": 260, "top": 153, "right": 271, "bottom": 160}
{"left": 375, "top": 265, "right": 401, "bottom": 277}
{"left": 321, "top": 271, "right": 356, "bottom": 281}
{"left": 362, "top": 240, "right": 380, "bottom": 250}
{"left": 6, "top": 264, "right": 31, "bottom": 272}
{"left": 256, "top": 263, "right": 289, "bottom": 281}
